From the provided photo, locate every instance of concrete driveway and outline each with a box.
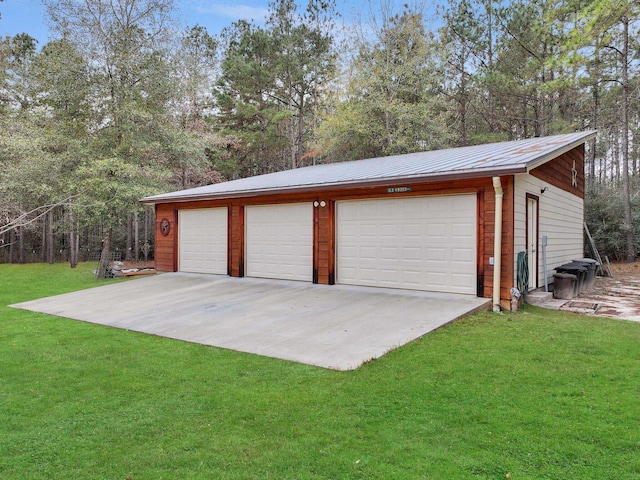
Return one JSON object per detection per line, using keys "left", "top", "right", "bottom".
{"left": 11, "top": 273, "right": 489, "bottom": 370}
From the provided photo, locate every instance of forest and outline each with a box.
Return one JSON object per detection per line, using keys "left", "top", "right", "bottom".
{"left": 0, "top": 0, "right": 638, "bottom": 266}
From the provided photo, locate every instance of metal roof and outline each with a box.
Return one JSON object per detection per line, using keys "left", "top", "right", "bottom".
{"left": 141, "top": 131, "right": 596, "bottom": 204}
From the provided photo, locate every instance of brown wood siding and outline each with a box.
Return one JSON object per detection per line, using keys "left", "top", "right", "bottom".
{"left": 501, "top": 176, "right": 515, "bottom": 309}
{"left": 314, "top": 200, "right": 335, "bottom": 285}
{"left": 228, "top": 205, "right": 244, "bottom": 277}
{"left": 476, "top": 189, "right": 485, "bottom": 296}
{"left": 154, "top": 204, "right": 178, "bottom": 272}
{"left": 530, "top": 145, "right": 584, "bottom": 198}
{"left": 478, "top": 176, "right": 515, "bottom": 309}
{"left": 152, "top": 176, "right": 518, "bottom": 308}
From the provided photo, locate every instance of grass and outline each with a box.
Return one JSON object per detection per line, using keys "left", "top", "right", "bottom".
{"left": 1, "top": 263, "right": 639, "bottom": 479}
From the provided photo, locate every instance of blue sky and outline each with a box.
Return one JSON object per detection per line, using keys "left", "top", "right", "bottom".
{"left": 0, "top": 0, "right": 364, "bottom": 47}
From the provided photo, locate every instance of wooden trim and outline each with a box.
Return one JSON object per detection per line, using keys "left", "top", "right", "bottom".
{"left": 157, "top": 179, "right": 497, "bottom": 210}
{"left": 227, "top": 206, "right": 232, "bottom": 277}
{"left": 525, "top": 193, "right": 540, "bottom": 290}
{"left": 153, "top": 204, "right": 178, "bottom": 272}
{"left": 172, "top": 208, "right": 179, "bottom": 272}
{"left": 234, "top": 205, "right": 245, "bottom": 277}
{"left": 476, "top": 189, "right": 485, "bottom": 297}
{"left": 226, "top": 205, "right": 245, "bottom": 277}
{"left": 499, "top": 176, "right": 515, "bottom": 310}
{"left": 238, "top": 206, "right": 244, "bottom": 277}
{"left": 327, "top": 200, "right": 335, "bottom": 285}
{"left": 313, "top": 199, "right": 334, "bottom": 285}
{"left": 313, "top": 202, "right": 319, "bottom": 284}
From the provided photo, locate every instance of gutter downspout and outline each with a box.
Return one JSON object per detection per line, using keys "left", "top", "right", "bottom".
{"left": 492, "top": 177, "right": 503, "bottom": 312}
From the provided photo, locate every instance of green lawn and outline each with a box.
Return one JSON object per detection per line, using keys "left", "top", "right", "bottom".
{"left": 1, "top": 263, "right": 639, "bottom": 479}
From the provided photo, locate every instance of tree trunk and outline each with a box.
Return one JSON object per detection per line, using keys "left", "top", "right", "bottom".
{"left": 18, "top": 225, "right": 25, "bottom": 264}
{"left": 460, "top": 68, "right": 467, "bottom": 146}
{"left": 589, "top": 85, "right": 598, "bottom": 181}
{"left": 134, "top": 211, "right": 140, "bottom": 262}
{"left": 144, "top": 207, "right": 150, "bottom": 262}
{"left": 47, "top": 210, "right": 54, "bottom": 264}
{"left": 297, "top": 102, "right": 305, "bottom": 166}
{"left": 385, "top": 109, "right": 392, "bottom": 150}
{"left": 620, "top": 16, "right": 634, "bottom": 263}
{"left": 126, "top": 214, "right": 133, "bottom": 261}
{"left": 41, "top": 216, "right": 47, "bottom": 263}
{"left": 486, "top": 0, "right": 495, "bottom": 132}
{"left": 69, "top": 206, "right": 78, "bottom": 269}
{"left": 96, "top": 229, "right": 112, "bottom": 279}
{"left": 289, "top": 95, "right": 297, "bottom": 169}
{"left": 9, "top": 229, "right": 16, "bottom": 264}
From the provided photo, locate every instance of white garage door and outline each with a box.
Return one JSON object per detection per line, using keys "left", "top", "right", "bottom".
{"left": 245, "top": 203, "right": 313, "bottom": 282}
{"left": 336, "top": 195, "right": 477, "bottom": 294}
{"left": 178, "top": 208, "right": 228, "bottom": 274}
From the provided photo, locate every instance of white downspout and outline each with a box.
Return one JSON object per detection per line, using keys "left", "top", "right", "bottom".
{"left": 492, "top": 177, "right": 503, "bottom": 312}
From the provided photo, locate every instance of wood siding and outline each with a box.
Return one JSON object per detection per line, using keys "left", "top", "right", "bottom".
{"left": 228, "top": 205, "right": 244, "bottom": 277}
{"left": 313, "top": 200, "right": 335, "bottom": 285}
{"left": 480, "top": 176, "right": 515, "bottom": 310}
{"left": 154, "top": 204, "right": 178, "bottom": 272}
{"left": 152, "top": 177, "right": 516, "bottom": 309}
{"left": 530, "top": 145, "right": 584, "bottom": 199}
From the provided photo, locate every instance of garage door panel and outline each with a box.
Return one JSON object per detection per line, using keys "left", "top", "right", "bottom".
{"left": 452, "top": 248, "right": 474, "bottom": 261}
{"left": 452, "top": 272, "right": 474, "bottom": 285}
{"left": 402, "top": 247, "right": 421, "bottom": 261}
{"left": 245, "top": 203, "right": 312, "bottom": 282}
{"left": 179, "top": 208, "right": 228, "bottom": 275}
{"left": 403, "top": 224, "right": 422, "bottom": 237}
{"left": 337, "top": 195, "right": 476, "bottom": 294}
{"left": 426, "top": 247, "right": 447, "bottom": 259}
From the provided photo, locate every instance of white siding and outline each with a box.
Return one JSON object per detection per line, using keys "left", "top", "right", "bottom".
{"left": 514, "top": 174, "right": 584, "bottom": 289}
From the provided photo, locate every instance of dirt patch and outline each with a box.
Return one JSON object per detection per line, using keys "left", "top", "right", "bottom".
{"left": 560, "top": 261, "right": 640, "bottom": 322}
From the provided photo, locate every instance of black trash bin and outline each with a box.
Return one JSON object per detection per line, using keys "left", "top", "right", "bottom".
{"left": 555, "top": 262, "right": 587, "bottom": 296}
{"left": 553, "top": 273, "right": 577, "bottom": 299}
{"left": 572, "top": 258, "right": 599, "bottom": 292}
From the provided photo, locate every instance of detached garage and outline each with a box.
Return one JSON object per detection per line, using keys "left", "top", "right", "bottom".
{"left": 142, "top": 131, "right": 596, "bottom": 311}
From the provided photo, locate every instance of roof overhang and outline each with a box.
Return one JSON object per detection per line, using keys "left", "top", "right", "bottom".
{"left": 140, "top": 166, "right": 527, "bottom": 205}
{"left": 524, "top": 130, "right": 596, "bottom": 172}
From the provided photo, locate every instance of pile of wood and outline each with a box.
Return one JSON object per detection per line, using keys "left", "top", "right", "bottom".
{"left": 120, "top": 267, "right": 156, "bottom": 277}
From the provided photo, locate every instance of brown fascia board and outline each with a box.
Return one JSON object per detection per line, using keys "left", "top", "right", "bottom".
{"left": 140, "top": 166, "right": 527, "bottom": 205}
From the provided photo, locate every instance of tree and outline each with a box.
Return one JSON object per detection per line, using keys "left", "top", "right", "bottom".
{"left": 0, "top": 33, "right": 37, "bottom": 110}
{"left": 267, "top": 0, "right": 337, "bottom": 168}
{"left": 214, "top": 0, "right": 337, "bottom": 177}
{"left": 317, "top": 3, "right": 451, "bottom": 161}
{"left": 215, "top": 20, "right": 290, "bottom": 177}
{"left": 40, "top": 0, "right": 187, "bottom": 268}
{"left": 175, "top": 25, "right": 218, "bottom": 123}
{"left": 439, "top": 0, "right": 483, "bottom": 146}
{"left": 565, "top": 0, "right": 639, "bottom": 261}
{"left": 438, "top": 0, "right": 507, "bottom": 145}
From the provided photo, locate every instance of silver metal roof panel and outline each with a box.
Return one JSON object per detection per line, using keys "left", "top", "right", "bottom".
{"left": 141, "top": 131, "right": 596, "bottom": 203}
